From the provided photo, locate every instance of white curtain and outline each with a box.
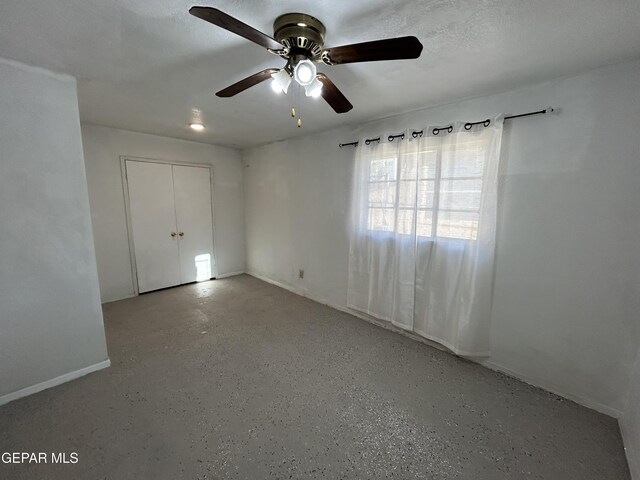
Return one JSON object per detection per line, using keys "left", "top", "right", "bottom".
{"left": 347, "top": 117, "right": 504, "bottom": 356}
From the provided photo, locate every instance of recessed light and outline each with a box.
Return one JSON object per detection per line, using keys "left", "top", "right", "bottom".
{"left": 297, "top": 22, "right": 307, "bottom": 27}
{"left": 189, "top": 123, "right": 205, "bottom": 131}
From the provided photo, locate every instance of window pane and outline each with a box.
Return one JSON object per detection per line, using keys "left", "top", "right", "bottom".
{"left": 439, "top": 179, "right": 482, "bottom": 211}
{"left": 369, "top": 158, "right": 397, "bottom": 181}
{"left": 441, "top": 145, "right": 485, "bottom": 178}
{"left": 416, "top": 209, "right": 433, "bottom": 237}
{"left": 418, "top": 150, "right": 437, "bottom": 179}
{"left": 398, "top": 180, "right": 417, "bottom": 208}
{"left": 417, "top": 180, "right": 435, "bottom": 209}
{"left": 368, "top": 181, "right": 396, "bottom": 207}
{"left": 437, "top": 211, "right": 479, "bottom": 240}
{"left": 368, "top": 207, "right": 395, "bottom": 232}
{"left": 397, "top": 208, "right": 414, "bottom": 235}
{"left": 399, "top": 153, "right": 417, "bottom": 180}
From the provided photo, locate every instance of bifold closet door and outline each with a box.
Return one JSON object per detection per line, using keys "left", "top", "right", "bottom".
{"left": 172, "top": 165, "right": 214, "bottom": 284}
{"left": 126, "top": 160, "right": 181, "bottom": 293}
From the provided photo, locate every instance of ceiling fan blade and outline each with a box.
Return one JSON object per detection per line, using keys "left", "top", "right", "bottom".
{"left": 216, "top": 69, "right": 279, "bottom": 97}
{"left": 322, "top": 36, "right": 423, "bottom": 65}
{"left": 317, "top": 74, "right": 353, "bottom": 114}
{"left": 189, "top": 7, "right": 282, "bottom": 50}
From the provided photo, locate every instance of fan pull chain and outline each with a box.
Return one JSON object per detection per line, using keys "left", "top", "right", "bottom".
{"left": 292, "top": 82, "right": 299, "bottom": 122}
{"left": 297, "top": 83, "right": 302, "bottom": 128}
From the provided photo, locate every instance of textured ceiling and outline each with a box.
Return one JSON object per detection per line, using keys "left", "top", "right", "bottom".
{"left": 1, "top": 0, "right": 639, "bottom": 148}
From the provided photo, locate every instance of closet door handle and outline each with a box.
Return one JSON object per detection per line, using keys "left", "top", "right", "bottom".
{"left": 178, "top": 232, "right": 184, "bottom": 237}
{"left": 170, "top": 232, "right": 177, "bottom": 237}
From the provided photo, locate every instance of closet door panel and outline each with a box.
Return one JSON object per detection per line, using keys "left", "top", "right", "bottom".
{"left": 126, "top": 160, "right": 181, "bottom": 293}
{"left": 172, "top": 165, "right": 214, "bottom": 284}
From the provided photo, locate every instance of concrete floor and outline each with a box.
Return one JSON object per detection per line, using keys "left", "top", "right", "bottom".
{"left": 0, "top": 275, "right": 630, "bottom": 479}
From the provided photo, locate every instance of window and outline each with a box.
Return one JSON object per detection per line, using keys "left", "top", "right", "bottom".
{"left": 367, "top": 157, "right": 397, "bottom": 233}
{"left": 367, "top": 141, "right": 486, "bottom": 240}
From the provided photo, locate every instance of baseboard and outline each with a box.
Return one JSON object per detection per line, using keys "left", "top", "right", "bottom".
{"left": 619, "top": 418, "right": 639, "bottom": 480}
{"left": 247, "top": 271, "right": 622, "bottom": 419}
{"left": 100, "top": 273, "right": 246, "bottom": 304}
{"left": 483, "top": 360, "right": 622, "bottom": 418}
{"left": 0, "top": 359, "right": 111, "bottom": 407}
{"left": 246, "top": 271, "right": 449, "bottom": 352}
{"left": 216, "top": 271, "right": 245, "bottom": 279}
{"left": 102, "top": 293, "right": 136, "bottom": 304}
{"left": 247, "top": 271, "right": 307, "bottom": 296}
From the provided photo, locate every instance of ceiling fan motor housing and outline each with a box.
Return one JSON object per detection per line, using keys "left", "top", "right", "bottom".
{"left": 273, "top": 13, "right": 326, "bottom": 59}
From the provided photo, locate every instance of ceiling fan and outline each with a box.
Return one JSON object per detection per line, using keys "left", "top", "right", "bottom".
{"left": 189, "top": 7, "right": 423, "bottom": 114}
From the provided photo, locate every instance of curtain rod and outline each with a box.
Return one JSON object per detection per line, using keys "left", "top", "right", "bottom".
{"left": 338, "top": 107, "right": 554, "bottom": 148}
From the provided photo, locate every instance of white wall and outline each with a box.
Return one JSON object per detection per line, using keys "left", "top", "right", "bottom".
{"left": 243, "top": 59, "right": 640, "bottom": 416}
{"left": 81, "top": 125, "right": 245, "bottom": 303}
{"left": 0, "top": 59, "right": 109, "bottom": 402}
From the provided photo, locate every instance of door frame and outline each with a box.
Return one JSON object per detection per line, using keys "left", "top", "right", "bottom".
{"left": 120, "top": 156, "right": 219, "bottom": 296}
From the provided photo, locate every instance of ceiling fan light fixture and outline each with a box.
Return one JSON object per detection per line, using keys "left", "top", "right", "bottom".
{"left": 271, "top": 69, "right": 292, "bottom": 94}
{"left": 189, "top": 7, "right": 421, "bottom": 117}
{"left": 270, "top": 78, "right": 283, "bottom": 93}
{"left": 304, "top": 77, "right": 323, "bottom": 98}
{"left": 293, "top": 59, "right": 316, "bottom": 86}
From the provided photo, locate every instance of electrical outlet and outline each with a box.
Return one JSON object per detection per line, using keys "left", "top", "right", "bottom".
{"left": 299, "top": 269, "right": 304, "bottom": 279}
